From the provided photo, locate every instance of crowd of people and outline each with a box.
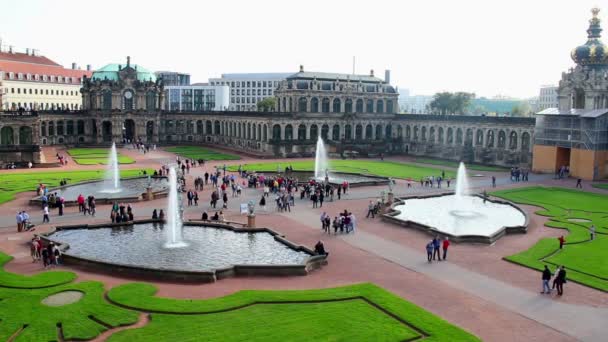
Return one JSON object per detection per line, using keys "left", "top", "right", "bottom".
{"left": 110, "top": 202, "right": 135, "bottom": 223}
{"left": 425, "top": 236, "right": 450, "bottom": 262}
{"left": 541, "top": 265, "right": 568, "bottom": 296}
{"left": 30, "top": 237, "right": 62, "bottom": 268}
{"left": 320, "top": 210, "right": 357, "bottom": 234}
{"left": 510, "top": 167, "right": 530, "bottom": 182}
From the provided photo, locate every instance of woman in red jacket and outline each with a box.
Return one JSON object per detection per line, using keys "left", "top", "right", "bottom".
{"left": 442, "top": 237, "right": 450, "bottom": 260}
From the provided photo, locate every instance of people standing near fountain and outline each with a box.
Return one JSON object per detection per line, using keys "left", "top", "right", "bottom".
{"left": 432, "top": 236, "right": 441, "bottom": 261}
{"left": 194, "top": 192, "right": 199, "bottom": 206}
{"left": 159, "top": 209, "right": 165, "bottom": 221}
{"left": 442, "top": 237, "right": 450, "bottom": 260}
{"left": 187, "top": 190, "right": 193, "bottom": 206}
{"left": 426, "top": 241, "right": 434, "bottom": 262}
{"left": 259, "top": 195, "right": 266, "bottom": 211}
{"left": 58, "top": 197, "right": 64, "bottom": 216}
{"left": 314, "top": 240, "right": 328, "bottom": 256}
{"left": 152, "top": 209, "right": 158, "bottom": 220}
{"left": 77, "top": 194, "right": 85, "bottom": 212}
{"left": 42, "top": 205, "right": 50, "bottom": 223}
{"left": 222, "top": 192, "right": 228, "bottom": 209}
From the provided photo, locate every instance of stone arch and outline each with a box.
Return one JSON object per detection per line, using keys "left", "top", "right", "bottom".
{"left": 438, "top": 127, "right": 444, "bottom": 143}
{"left": 322, "top": 98, "right": 330, "bottom": 113}
{"left": 486, "top": 130, "right": 495, "bottom": 148}
{"left": 298, "top": 124, "right": 306, "bottom": 140}
{"left": 272, "top": 124, "right": 281, "bottom": 140}
{"left": 285, "top": 124, "right": 293, "bottom": 140}
{"left": 332, "top": 124, "right": 340, "bottom": 140}
{"left": 102, "top": 121, "right": 112, "bottom": 142}
{"left": 498, "top": 130, "right": 506, "bottom": 148}
{"left": 214, "top": 120, "right": 220, "bottom": 135}
{"left": 421, "top": 126, "right": 427, "bottom": 141}
{"left": 356, "top": 124, "right": 363, "bottom": 140}
{"left": 345, "top": 98, "right": 353, "bottom": 113}
{"left": 320, "top": 124, "right": 329, "bottom": 140}
{"left": 311, "top": 98, "right": 319, "bottom": 113}
{"left": 365, "top": 124, "right": 373, "bottom": 139}
{"left": 405, "top": 125, "right": 411, "bottom": 140}
{"left": 298, "top": 97, "right": 307, "bottom": 112}
{"left": 386, "top": 100, "right": 394, "bottom": 114}
{"left": 476, "top": 129, "right": 484, "bottom": 146}
{"left": 397, "top": 125, "right": 403, "bottom": 138}
{"left": 447, "top": 127, "right": 453, "bottom": 144}
{"left": 465, "top": 128, "right": 473, "bottom": 145}
{"left": 311, "top": 124, "right": 319, "bottom": 139}
{"left": 375, "top": 124, "right": 383, "bottom": 139}
{"left": 41, "top": 121, "right": 47, "bottom": 137}
{"left": 385, "top": 124, "right": 392, "bottom": 139}
{"left": 333, "top": 98, "right": 341, "bottom": 113}
{"left": 205, "top": 120, "right": 212, "bottom": 134}
{"left": 429, "top": 127, "right": 435, "bottom": 142}
{"left": 77, "top": 120, "right": 85, "bottom": 135}
{"left": 344, "top": 124, "right": 352, "bottom": 140}
{"left": 356, "top": 99, "right": 364, "bottom": 113}
{"left": 414, "top": 126, "right": 419, "bottom": 141}
{"left": 456, "top": 128, "right": 463, "bottom": 144}
{"left": 376, "top": 100, "right": 384, "bottom": 113}
{"left": 521, "top": 132, "right": 531, "bottom": 152}
{"left": 263, "top": 124, "right": 268, "bottom": 141}
{"left": 509, "top": 131, "right": 518, "bottom": 150}
{"left": 366, "top": 99, "right": 374, "bottom": 113}
{"left": 0, "top": 126, "right": 14, "bottom": 145}
{"left": 147, "top": 121, "right": 155, "bottom": 142}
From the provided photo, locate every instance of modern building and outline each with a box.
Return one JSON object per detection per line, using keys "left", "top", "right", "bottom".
{"left": 155, "top": 71, "right": 190, "bottom": 86}
{"left": 164, "top": 85, "right": 229, "bottom": 112}
{"left": 538, "top": 85, "right": 558, "bottom": 110}
{"left": 0, "top": 47, "right": 92, "bottom": 111}
{"left": 209, "top": 73, "right": 292, "bottom": 111}
{"left": 533, "top": 8, "right": 608, "bottom": 180}
{"left": 275, "top": 66, "right": 398, "bottom": 114}
{"left": 398, "top": 95, "right": 433, "bottom": 114}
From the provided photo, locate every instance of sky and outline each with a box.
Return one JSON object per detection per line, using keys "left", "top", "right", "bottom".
{"left": 0, "top": 0, "right": 603, "bottom": 98}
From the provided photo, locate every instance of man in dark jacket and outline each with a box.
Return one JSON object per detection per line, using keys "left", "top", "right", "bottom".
{"left": 555, "top": 266, "right": 567, "bottom": 296}
{"left": 541, "top": 265, "right": 552, "bottom": 294}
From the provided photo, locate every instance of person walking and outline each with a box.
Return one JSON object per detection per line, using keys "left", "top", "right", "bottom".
{"left": 42, "top": 205, "right": 50, "bottom": 223}
{"left": 426, "top": 241, "right": 434, "bottom": 262}
{"left": 558, "top": 235, "right": 566, "bottom": 249}
{"left": 442, "top": 237, "right": 450, "bottom": 260}
{"left": 366, "top": 201, "right": 375, "bottom": 218}
{"left": 492, "top": 176, "right": 496, "bottom": 188}
{"left": 16, "top": 211, "right": 23, "bottom": 232}
{"left": 589, "top": 225, "right": 596, "bottom": 240}
{"left": 432, "top": 237, "right": 441, "bottom": 261}
{"left": 541, "top": 265, "right": 552, "bottom": 294}
{"left": 575, "top": 178, "right": 582, "bottom": 188}
{"left": 555, "top": 266, "right": 567, "bottom": 296}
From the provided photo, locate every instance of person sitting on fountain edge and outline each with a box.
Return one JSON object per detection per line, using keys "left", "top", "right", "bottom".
{"left": 201, "top": 211, "right": 208, "bottom": 221}
{"left": 152, "top": 209, "right": 158, "bottom": 220}
{"left": 211, "top": 211, "right": 219, "bottom": 221}
{"left": 314, "top": 240, "right": 328, "bottom": 256}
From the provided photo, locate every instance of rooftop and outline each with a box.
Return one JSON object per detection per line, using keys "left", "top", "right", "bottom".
{"left": 537, "top": 108, "right": 608, "bottom": 118}
{"left": 215, "top": 73, "right": 293, "bottom": 80}
{"left": 0, "top": 51, "right": 60, "bottom": 66}
{"left": 286, "top": 71, "right": 385, "bottom": 83}
{"left": 91, "top": 63, "right": 156, "bottom": 82}
{"left": 0, "top": 51, "right": 92, "bottom": 82}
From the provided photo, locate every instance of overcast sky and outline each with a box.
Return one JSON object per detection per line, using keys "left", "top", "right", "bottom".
{"left": 1, "top": 0, "right": 603, "bottom": 98}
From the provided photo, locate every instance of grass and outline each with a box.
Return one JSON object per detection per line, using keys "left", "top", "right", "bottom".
{"left": 67, "top": 148, "right": 135, "bottom": 165}
{"left": 107, "top": 282, "right": 479, "bottom": 342}
{"left": 165, "top": 146, "right": 240, "bottom": 161}
{"left": 414, "top": 158, "right": 509, "bottom": 172}
{"left": 227, "top": 160, "right": 456, "bottom": 180}
{"left": 0, "top": 252, "right": 75, "bottom": 288}
{"left": 0, "top": 281, "right": 138, "bottom": 341}
{"left": 492, "top": 186, "right": 608, "bottom": 292}
{"left": 0, "top": 169, "right": 151, "bottom": 205}
{"left": 592, "top": 183, "right": 608, "bottom": 190}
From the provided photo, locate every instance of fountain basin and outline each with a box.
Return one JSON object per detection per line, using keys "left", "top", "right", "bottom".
{"left": 267, "top": 171, "right": 390, "bottom": 187}
{"left": 383, "top": 193, "right": 528, "bottom": 244}
{"left": 41, "top": 220, "right": 327, "bottom": 282}
{"left": 30, "top": 177, "right": 169, "bottom": 206}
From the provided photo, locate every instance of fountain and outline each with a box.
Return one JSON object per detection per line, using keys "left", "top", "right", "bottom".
{"left": 314, "top": 136, "right": 329, "bottom": 180}
{"left": 165, "top": 167, "right": 187, "bottom": 248}
{"left": 102, "top": 142, "right": 121, "bottom": 193}
{"left": 386, "top": 162, "right": 527, "bottom": 243}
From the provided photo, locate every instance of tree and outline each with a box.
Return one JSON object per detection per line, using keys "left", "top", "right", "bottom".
{"left": 511, "top": 102, "right": 532, "bottom": 117}
{"left": 257, "top": 97, "right": 276, "bottom": 112}
{"left": 429, "top": 92, "right": 475, "bottom": 115}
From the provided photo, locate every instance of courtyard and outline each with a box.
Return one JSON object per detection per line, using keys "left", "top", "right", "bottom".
{"left": 0, "top": 145, "right": 606, "bottom": 341}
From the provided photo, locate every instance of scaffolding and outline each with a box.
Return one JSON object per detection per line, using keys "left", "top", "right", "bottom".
{"left": 534, "top": 109, "right": 608, "bottom": 151}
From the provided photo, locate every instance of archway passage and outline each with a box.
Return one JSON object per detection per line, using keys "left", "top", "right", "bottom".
{"left": 102, "top": 122, "right": 113, "bottom": 142}
{"left": 124, "top": 119, "right": 136, "bottom": 142}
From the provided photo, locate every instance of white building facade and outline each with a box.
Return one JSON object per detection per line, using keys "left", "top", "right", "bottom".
{"left": 538, "top": 85, "right": 558, "bottom": 110}
{"left": 164, "top": 85, "right": 229, "bottom": 112}
{"left": 209, "top": 73, "right": 292, "bottom": 111}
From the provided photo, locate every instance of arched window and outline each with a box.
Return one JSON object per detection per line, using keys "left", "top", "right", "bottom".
{"left": 456, "top": 128, "right": 463, "bottom": 144}
{"left": 298, "top": 124, "right": 306, "bottom": 140}
{"left": 298, "top": 97, "right": 307, "bottom": 112}
{"left": 476, "top": 129, "right": 484, "bottom": 146}
{"left": 405, "top": 125, "right": 411, "bottom": 139}
{"left": 397, "top": 125, "right": 403, "bottom": 138}
{"left": 366, "top": 99, "right": 374, "bottom": 112}
{"left": 355, "top": 124, "right": 363, "bottom": 140}
{"left": 214, "top": 121, "right": 220, "bottom": 135}
{"left": 67, "top": 120, "right": 74, "bottom": 135}
{"left": 146, "top": 91, "right": 156, "bottom": 110}
{"left": 376, "top": 100, "right": 384, "bottom": 113}
{"left": 322, "top": 98, "right": 330, "bottom": 113}
{"left": 89, "top": 91, "right": 96, "bottom": 109}
{"left": 344, "top": 124, "right": 352, "bottom": 140}
{"left": 345, "top": 99, "right": 353, "bottom": 113}
{"left": 465, "top": 128, "right": 473, "bottom": 144}
{"left": 272, "top": 124, "right": 281, "bottom": 140}
{"left": 438, "top": 127, "right": 444, "bottom": 143}
{"left": 429, "top": 127, "right": 435, "bottom": 142}
{"left": 386, "top": 100, "right": 394, "bottom": 114}
{"left": 48, "top": 121, "right": 55, "bottom": 136}
{"left": 320, "top": 124, "right": 328, "bottom": 140}
{"left": 486, "top": 130, "right": 495, "bottom": 148}
{"left": 375, "top": 125, "right": 383, "bottom": 139}
{"left": 285, "top": 124, "right": 293, "bottom": 140}
{"left": 509, "top": 131, "right": 518, "bottom": 150}
{"left": 447, "top": 128, "right": 453, "bottom": 144}
{"left": 57, "top": 121, "right": 64, "bottom": 135}
{"left": 205, "top": 120, "right": 212, "bottom": 134}
{"left": 332, "top": 124, "right": 340, "bottom": 140}
{"left": 333, "top": 98, "right": 341, "bottom": 113}
{"left": 19, "top": 126, "right": 32, "bottom": 144}
{"left": 385, "top": 124, "right": 392, "bottom": 139}
{"left": 414, "top": 126, "right": 419, "bottom": 141}
{"left": 498, "top": 130, "right": 506, "bottom": 148}
{"left": 197, "top": 120, "right": 203, "bottom": 134}
{"left": 311, "top": 124, "right": 319, "bottom": 139}
{"left": 356, "top": 99, "right": 364, "bottom": 113}
{"left": 263, "top": 124, "right": 268, "bottom": 141}
{"left": 0, "top": 126, "right": 14, "bottom": 145}
{"left": 311, "top": 98, "right": 319, "bottom": 113}
{"left": 41, "top": 122, "right": 47, "bottom": 137}
{"left": 365, "top": 124, "right": 373, "bottom": 139}
{"left": 102, "top": 89, "right": 112, "bottom": 110}
{"left": 421, "top": 126, "right": 427, "bottom": 141}
{"left": 521, "top": 132, "right": 531, "bottom": 152}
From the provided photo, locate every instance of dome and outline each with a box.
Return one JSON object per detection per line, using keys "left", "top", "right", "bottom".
{"left": 571, "top": 8, "right": 608, "bottom": 67}
{"left": 91, "top": 61, "right": 156, "bottom": 82}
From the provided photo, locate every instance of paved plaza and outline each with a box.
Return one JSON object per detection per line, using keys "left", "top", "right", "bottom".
{"left": 0, "top": 146, "right": 606, "bottom": 341}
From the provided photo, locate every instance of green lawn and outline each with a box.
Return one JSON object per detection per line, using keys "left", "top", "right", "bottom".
{"left": 227, "top": 160, "right": 456, "bottom": 180}
{"left": 414, "top": 158, "right": 509, "bottom": 172}
{"left": 492, "top": 187, "right": 608, "bottom": 292}
{"left": 0, "top": 169, "right": 150, "bottom": 205}
{"left": 107, "top": 283, "right": 479, "bottom": 342}
{"left": 0, "top": 251, "right": 478, "bottom": 341}
{"left": 592, "top": 183, "right": 608, "bottom": 190}
{"left": 165, "top": 146, "right": 240, "bottom": 161}
{"left": 67, "top": 148, "right": 135, "bottom": 165}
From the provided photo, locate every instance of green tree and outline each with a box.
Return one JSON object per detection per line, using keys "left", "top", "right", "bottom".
{"left": 429, "top": 92, "right": 453, "bottom": 115}
{"left": 511, "top": 102, "right": 532, "bottom": 117}
{"left": 430, "top": 92, "right": 475, "bottom": 115}
{"left": 257, "top": 97, "right": 276, "bottom": 112}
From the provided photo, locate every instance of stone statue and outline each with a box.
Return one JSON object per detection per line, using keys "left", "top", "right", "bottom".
{"left": 388, "top": 178, "right": 394, "bottom": 192}
{"left": 247, "top": 200, "right": 255, "bottom": 216}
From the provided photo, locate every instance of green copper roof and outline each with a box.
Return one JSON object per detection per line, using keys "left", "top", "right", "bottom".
{"left": 91, "top": 63, "right": 157, "bottom": 82}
